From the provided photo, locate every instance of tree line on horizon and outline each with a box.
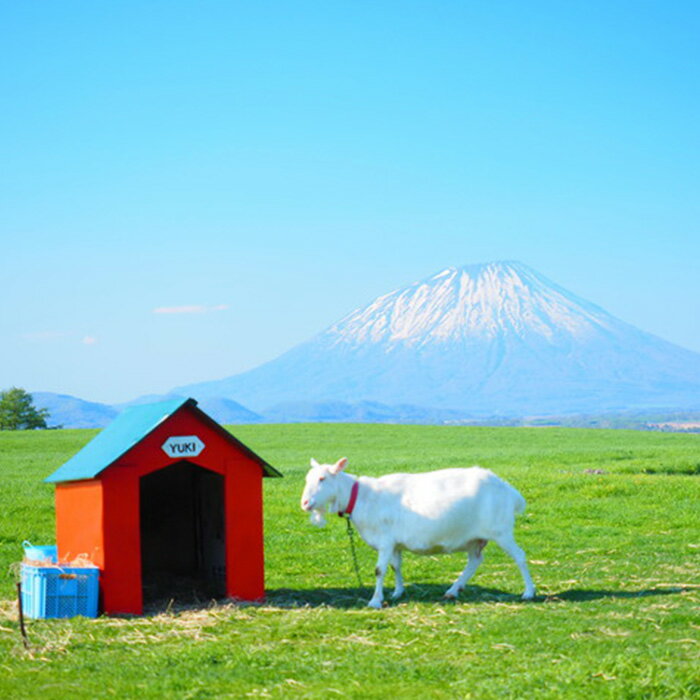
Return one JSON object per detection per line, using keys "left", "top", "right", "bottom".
{"left": 0, "top": 387, "right": 51, "bottom": 430}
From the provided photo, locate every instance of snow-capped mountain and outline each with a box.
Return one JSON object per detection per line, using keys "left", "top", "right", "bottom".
{"left": 177, "top": 262, "right": 700, "bottom": 416}
{"left": 328, "top": 262, "right": 618, "bottom": 348}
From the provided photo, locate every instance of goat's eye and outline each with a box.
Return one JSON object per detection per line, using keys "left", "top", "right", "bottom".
{"left": 319, "top": 476, "right": 325, "bottom": 482}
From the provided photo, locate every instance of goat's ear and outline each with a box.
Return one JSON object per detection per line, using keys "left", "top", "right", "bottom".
{"left": 310, "top": 458, "right": 320, "bottom": 468}
{"left": 331, "top": 457, "right": 348, "bottom": 474}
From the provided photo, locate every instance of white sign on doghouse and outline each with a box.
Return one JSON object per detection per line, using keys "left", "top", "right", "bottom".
{"left": 161, "top": 435, "right": 206, "bottom": 458}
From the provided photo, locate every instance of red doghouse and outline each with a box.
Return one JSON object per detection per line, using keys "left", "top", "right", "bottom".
{"left": 46, "top": 398, "right": 281, "bottom": 614}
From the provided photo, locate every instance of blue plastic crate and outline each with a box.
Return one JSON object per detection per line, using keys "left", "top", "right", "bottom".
{"left": 21, "top": 564, "right": 99, "bottom": 618}
{"left": 22, "top": 541, "right": 58, "bottom": 564}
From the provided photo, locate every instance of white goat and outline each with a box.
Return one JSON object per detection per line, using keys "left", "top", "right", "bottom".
{"left": 301, "top": 457, "right": 535, "bottom": 608}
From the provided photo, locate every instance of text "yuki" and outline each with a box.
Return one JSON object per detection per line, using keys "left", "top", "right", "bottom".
{"left": 161, "top": 435, "right": 205, "bottom": 458}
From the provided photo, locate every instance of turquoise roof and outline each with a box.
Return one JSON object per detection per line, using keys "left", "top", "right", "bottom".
{"left": 47, "top": 396, "right": 281, "bottom": 483}
{"left": 46, "top": 397, "right": 194, "bottom": 483}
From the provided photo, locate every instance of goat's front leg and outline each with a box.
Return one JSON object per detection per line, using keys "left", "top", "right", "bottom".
{"left": 368, "top": 547, "right": 393, "bottom": 609}
{"left": 390, "top": 550, "right": 404, "bottom": 600}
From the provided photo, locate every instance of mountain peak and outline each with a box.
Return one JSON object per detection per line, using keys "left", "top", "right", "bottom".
{"left": 428, "top": 260, "right": 527, "bottom": 281}
{"left": 326, "top": 260, "right": 612, "bottom": 349}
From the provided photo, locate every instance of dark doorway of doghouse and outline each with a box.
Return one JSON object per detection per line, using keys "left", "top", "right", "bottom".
{"left": 140, "top": 460, "right": 226, "bottom": 605}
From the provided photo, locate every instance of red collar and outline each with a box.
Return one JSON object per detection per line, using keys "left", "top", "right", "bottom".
{"left": 338, "top": 480, "right": 360, "bottom": 517}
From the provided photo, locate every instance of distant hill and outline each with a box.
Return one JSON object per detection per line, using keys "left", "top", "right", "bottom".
{"left": 175, "top": 261, "right": 700, "bottom": 416}
{"left": 263, "top": 400, "right": 467, "bottom": 424}
{"left": 117, "top": 394, "right": 264, "bottom": 425}
{"left": 194, "top": 397, "right": 264, "bottom": 424}
{"left": 32, "top": 392, "right": 118, "bottom": 429}
{"left": 32, "top": 393, "right": 263, "bottom": 429}
{"left": 29, "top": 390, "right": 700, "bottom": 431}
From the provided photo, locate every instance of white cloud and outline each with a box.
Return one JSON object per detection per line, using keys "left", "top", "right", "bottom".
{"left": 82, "top": 336, "right": 98, "bottom": 345}
{"left": 152, "top": 304, "right": 229, "bottom": 314}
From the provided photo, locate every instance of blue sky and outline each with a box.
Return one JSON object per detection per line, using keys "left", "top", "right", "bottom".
{"left": 2, "top": 1, "right": 698, "bottom": 404}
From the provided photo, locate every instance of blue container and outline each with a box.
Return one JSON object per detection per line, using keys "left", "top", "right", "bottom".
{"left": 22, "top": 541, "right": 58, "bottom": 564}
{"left": 20, "top": 564, "right": 99, "bottom": 618}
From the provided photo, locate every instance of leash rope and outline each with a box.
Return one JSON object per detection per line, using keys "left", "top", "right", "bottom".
{"left": 343, "top": 515, "right": 364, "bottom": 589}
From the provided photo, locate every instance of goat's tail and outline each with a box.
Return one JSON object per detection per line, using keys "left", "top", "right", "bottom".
{"left": 512, "top": 488, "right": 527, "bottom": 515}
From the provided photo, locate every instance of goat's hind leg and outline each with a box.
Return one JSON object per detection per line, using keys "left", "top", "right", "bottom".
{"left": 494, "top": 532, "right": 536, "bottom": 600}
{"left": 444, "top": 539, "right": 487, "bottom": 600}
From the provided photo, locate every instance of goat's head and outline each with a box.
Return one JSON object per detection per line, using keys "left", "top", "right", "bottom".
{"left": 300, "top": 457, "right": 348, "bottom": 527}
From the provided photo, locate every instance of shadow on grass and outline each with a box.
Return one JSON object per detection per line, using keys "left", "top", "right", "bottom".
{"left": 543, "top": 587, "right": 691, "bottom": 602}
{"left": 135, "top": 584, "right": 691, "bottom": 615}
{"left": 263, "top": 583, "right": 692, "bottom": 609}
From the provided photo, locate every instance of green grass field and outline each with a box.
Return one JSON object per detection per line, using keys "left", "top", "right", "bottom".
{"left": 1, "top": 424, "right": 698, "bottom": 698}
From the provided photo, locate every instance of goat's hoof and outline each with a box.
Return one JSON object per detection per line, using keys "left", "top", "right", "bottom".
{"left": 367, "top": 600, "right": 383, "bottom": 609}
{"left": 443, "top": 587, "right": 461, "bottom": 600}
{"left": 521, "top": 591, "right": 536, "bottom": 601}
